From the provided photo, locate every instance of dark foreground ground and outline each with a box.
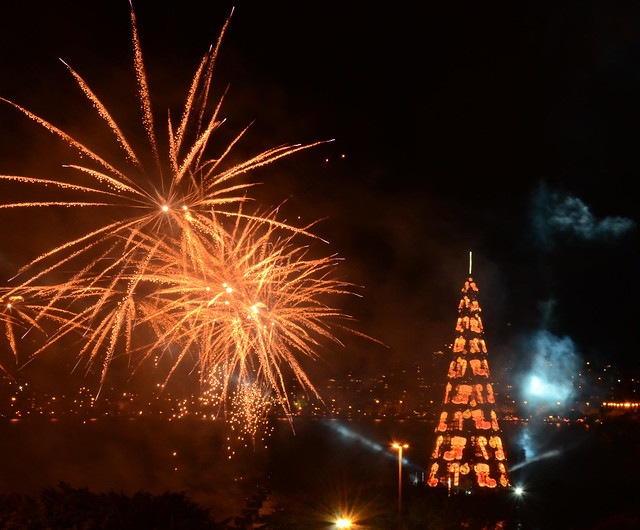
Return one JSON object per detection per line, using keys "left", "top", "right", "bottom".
{"left": 0, "top": 413, "right": 638, "bottom": 529}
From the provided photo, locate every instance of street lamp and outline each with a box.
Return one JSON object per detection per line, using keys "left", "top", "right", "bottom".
{"left": 392, "top": 442, "right": 408, "bottom": 529}
{"left": 335, "top": 518, "right": 352, "bottom": 528}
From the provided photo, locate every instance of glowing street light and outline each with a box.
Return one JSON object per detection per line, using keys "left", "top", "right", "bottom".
{"left": 335, "top": 518, "right": 352, "bottom": 528}
{"left": 392, "top": 442, "right": 408, "bottom": 530}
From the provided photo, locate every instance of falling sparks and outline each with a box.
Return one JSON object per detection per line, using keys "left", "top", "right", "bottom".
{"left": 227, "top": 382, "right": 275, "bottom": 455}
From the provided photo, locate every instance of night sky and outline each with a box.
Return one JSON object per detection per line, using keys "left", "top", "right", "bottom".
{"left": 0, "top": 1, "right": 638, "bottom": 396}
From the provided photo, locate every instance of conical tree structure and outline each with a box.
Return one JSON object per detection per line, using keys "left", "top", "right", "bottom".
{"left": 427, "top": 275, "right": 510, "bottom": 492}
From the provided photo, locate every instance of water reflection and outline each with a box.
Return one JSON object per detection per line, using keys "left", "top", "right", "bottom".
{"left": 0, "top": 415, "right": 636, "bottom": 527}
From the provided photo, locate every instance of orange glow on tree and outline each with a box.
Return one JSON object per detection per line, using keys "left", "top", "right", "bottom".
{"left": 427, "top": 274, "right": 510, "bottom": 491}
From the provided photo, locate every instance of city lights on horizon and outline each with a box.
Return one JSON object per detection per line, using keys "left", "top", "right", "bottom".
{"left": 602, "top": 401, "right": 640, "bottom": 408}
{"left": 1, "top": 352, "right": 637, "bottom": 424}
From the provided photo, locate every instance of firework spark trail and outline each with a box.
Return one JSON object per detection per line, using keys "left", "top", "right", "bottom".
{"left": 0, "top": 3, "right": 364, "bottom": 429}
{"left": 0, "top": 287, "right": 83, "bottom": 364}
{"left": 129, "top": 4, "right": 160, "bottom": 170}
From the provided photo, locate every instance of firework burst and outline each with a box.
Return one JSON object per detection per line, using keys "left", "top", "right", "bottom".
{"left": 0, "top": 4, "right": 362, "bottom": 425}
{"left": 121, "top": 208, "right": 359, "bottom": 413}
{"left": 0, "top": 6, "right": 320, "bottom": 287}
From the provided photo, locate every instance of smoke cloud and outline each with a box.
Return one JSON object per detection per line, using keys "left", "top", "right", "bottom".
{"left": 519, "top": 329, "right": 580, "bottom": 412}
{"left": 531, "top": 183, "right": 635, "bottom": 246}
{"left": 512, "top": 329, "right": 581, "bottom": 470}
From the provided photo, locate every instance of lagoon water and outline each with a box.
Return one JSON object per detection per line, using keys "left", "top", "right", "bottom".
{"left": 0, "top": 415, "right": 637, "bottom": 526}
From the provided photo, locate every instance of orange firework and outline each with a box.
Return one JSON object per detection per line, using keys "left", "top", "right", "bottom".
{"left": 0, "top": 5, "right": 361, "bottom": 425}
{"left": 0, "top": 286, "right": 84, "bottom": 367}
{"left": 0, "top": 4, "right": 321, "bottom": 290}
{"left": 131, "top": 209, "right": 359, "bottom": 415}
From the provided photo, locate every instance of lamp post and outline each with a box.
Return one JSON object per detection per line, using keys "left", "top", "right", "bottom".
{"left": 392, "top": 443, "right": 408, "bottom": 529}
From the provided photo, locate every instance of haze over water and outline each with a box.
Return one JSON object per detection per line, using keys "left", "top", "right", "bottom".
{"left": 1, "top": 415, "right": 636, "bottom": 527}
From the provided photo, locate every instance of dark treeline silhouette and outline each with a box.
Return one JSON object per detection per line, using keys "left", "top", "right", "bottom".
{"left": 0, "top": 482, "right": 222, "bottom": 530}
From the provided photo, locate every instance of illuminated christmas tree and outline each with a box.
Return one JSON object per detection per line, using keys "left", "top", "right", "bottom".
{"left": 427, "top": 264, "right": 510, "bottom": 492}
